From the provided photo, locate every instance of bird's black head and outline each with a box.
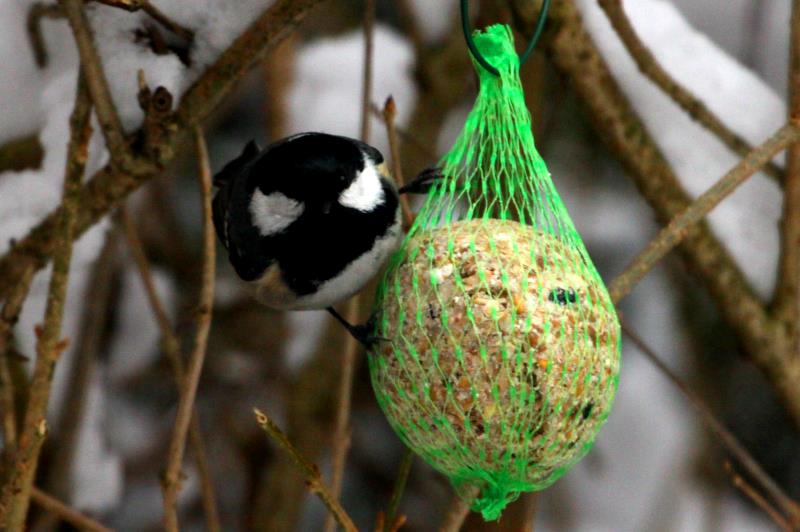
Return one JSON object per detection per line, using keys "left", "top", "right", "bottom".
{"left": 253, "top": 133, "right": 385, "bottom": 205}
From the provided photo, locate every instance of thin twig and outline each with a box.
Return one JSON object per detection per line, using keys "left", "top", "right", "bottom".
{"left": 370, "top": 103, "right": 437, "bottom": 162}
{"left": 608, "top": 122, "right": 800, "bottom": 303}
{"left": 360, "top": 0, "right": 375, "bottom": 142}
{"left": 92, "top": 0, "right": 194, "bottom": 41}
{"left": 438, "top": 489, "right": 476, "bottom": 532}
{"left": 254, "top": 408, "right": 358, "bottom": 532}
{"left": 161, "top": 126, "right": 216, "bottom": 531}
{"left": 383, "top": 449, "right": 414, "bottom": 532}
{"left": 0, "top": 72, "right": 92, "bottom": 531}
{"left": 31, "top": 487, "right": 113, "bottom": 532}
{"left": 324, "top": 5, "right": 376, "bottom": 530}
{"left": 121, "top": 207, "right": 221, "bottom": 532}
{"left": 723, "top": 462, "right": 793, "bottom": 532}
{"left": 596, "top": 0, "right": 784, "bottom": 183}
{"left": 140, "top": 1, "right": 194, "bottom": 42}
{"left": 776, "top": 0, "right": 800, "bottom": 350}
{"left": 47, "top": 234, "right": 117, "bottom": 500}
{"left": 383, "top": 96, "right": 415, "bottom": 229}
{"left": 325, "top": 297, "right": 360, "bottom": 532}
{"left": 26, "top": 2, "right": 65, "bottom": 68}
{"left": 621, "top": 322, "right": 800, "bottom": 525}
{"left": 0, "top": 266, "right": 35, "bottom": 450}
{"left": 60, "top": 0, "right": 130, "bottom": 167}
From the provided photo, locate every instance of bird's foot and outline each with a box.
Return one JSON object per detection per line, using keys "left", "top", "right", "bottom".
{"left": 399, "top": 166, "right": 445, "bottom": 195}
{"left": 326, "top": 307, "right": 388, "bottom": 350}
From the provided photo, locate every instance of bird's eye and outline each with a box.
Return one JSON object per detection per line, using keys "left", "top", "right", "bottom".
{"left": 548, "top": 288, "right": 578, "bottom": 305}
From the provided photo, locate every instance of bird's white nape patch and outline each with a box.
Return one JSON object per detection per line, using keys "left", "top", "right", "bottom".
{"left": 338, "top": 162, "right": 385, "bottom": 212}
{"left": 249, "top": 189, "right": 304, "bottom": 236}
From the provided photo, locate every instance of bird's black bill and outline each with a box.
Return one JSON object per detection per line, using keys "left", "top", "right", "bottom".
{"left": 326, "top": 307, "right": 385, "bottom": 350}
{"left": 399, "top": 166, "right": 445, "bottom": 195}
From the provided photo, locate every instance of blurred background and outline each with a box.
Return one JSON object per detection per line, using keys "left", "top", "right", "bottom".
{"left": 0, "top": 0, "right": 797, "bottom": 530}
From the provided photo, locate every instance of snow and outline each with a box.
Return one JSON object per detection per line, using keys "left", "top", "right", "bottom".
{"left": 287, "top": 24, "right": 417, "bottom": 157}
{"left": 406, "top": 0, "right": 458, "bottom": 44}
{"left": 577, "top": 0, "right": 785, "bottom": 299}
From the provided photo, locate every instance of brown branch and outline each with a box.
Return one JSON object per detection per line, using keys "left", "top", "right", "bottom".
{"left": 1, "top": 72, "right": 92, "bottom": 531}
{"left": 121, "top": 207, "right": 221, "bottom": 532}
{"left": 325, "top": 6, "right": 376, "bottom": 530}
{"left": 608, "top": 123, "right": 800, "bottom": 303}
{"left": 161, "top": 126, "right": 216, "bottom": 531}
{"left": 621, "top": 323, "right": 800, "bottom": 526}
{"left": 360, "top": 0, "right": 376, "bottom": 142}
{"left": 27, "top": 2, "right": 65, "bottom": 68}
{"left": 324, "top": 301, "right": 359, "bottom": 532}
{"left": 370, "top": 103, "right": 438, "bottom": 162}
{"left": 31, "top": 488, "right": 113, "bottom": 532}
{"left": 776, "top": 0, "right": 800, "bottom": 349}
{"left": 60, "top": 0, "right": 130, "bottom": 167}
{"left": 93, "top": 0, "right": 194, "bottom": 41}
{"left": 0, "top": 136, "right": 44, "bottom": 173}
{"left": 383, "top": 449, "right": 414, "bottom": 532}
{"left": 46, "top": 234, "right": 117, "bottom": 501}
{"left": 254, "top": 408, "right": 358, "bottom": 532}
{"left": 383, "top": 96, "right": 415, "bottom": 229}
{"left": 596, "top": 0, "right": 784, "bottom": 183}
{"left": 438, "top": 489, "right": 476, "bottom": 532}
{"left": 724, "top": 462, "right": 793, "bottom": 532}
{"left": 0, "top": 266, "right": 35, "bottom": 450}
{"left": 0, "top": 0, "right": 327, "bottom": 304}
{"left": 139, "top": 1, "right": 194, "bottom": 42}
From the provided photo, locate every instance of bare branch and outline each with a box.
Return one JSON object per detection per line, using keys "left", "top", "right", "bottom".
{"left": 0, "top": 0, "right": 328, "bottom": 304}
{"left": 438, "top": 488, "right": 477, "bottom": 532}
{"left": 161, "top": 126, "right": 216, "bottom": 531}
{"left": 724, "top": 462, "right": 793, "bottom": 532}
{"left": 1, "top": 72, "right": 92, "bottom": 531}
{"left": 383, "top": 97, "right": 415, "bottom": 230}
{"left": 254, "top": 408, "right": 358, "bottom": 532}
{"left": 0, "top": 136, "right": 44, "bottom": 173}
{"left": 31, "top": 488, "right": 112, "bottom": 532}
{"left": 621, "top": 323, "right": 800, "bottom": 526}
{"left": 609, "top": 123, "right": 800, "bottom": 302}
{"left": 26, "top": 2, "right": 64, "bottom": 68}
{"left": 776, "top": 0, "right": 800, "bottom": 347}
{"left": 0, "top": 266, "right": 35, "bottom": 449}
{"left": 383, "top": 449, "right": 414, "bottom": 532}
{"left": 121, "top": 207, "right": 221, "bottom": 532}
{"left": 60, "top": 0, "right": 130, "bottom": 166}
{"left": 596, "top": 0, "right": 784, "bottom": 183}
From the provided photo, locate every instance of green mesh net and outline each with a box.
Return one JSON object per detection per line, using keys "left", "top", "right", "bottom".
{"left": 368, "top": 25, "right": 621, "bottom": 520}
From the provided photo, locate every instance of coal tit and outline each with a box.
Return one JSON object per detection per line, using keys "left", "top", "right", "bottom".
{"left": 212, "top": 132, "right": 432, "bottom": 342}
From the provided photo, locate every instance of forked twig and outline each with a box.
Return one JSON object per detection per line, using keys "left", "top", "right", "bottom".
{"left": 161, "top": 126, "right": 217, "bottom": 531}
{"left": 31, "top": 488, "right": 113, "bottom": 532}
{"left": 609, "top": 122, "right": 800, "bottom": 303}
{"left": 724, "top": 462, "right": 793, "bottom": 532}
{"left": 254, "top": 408, "right": 358, "bottom": 532}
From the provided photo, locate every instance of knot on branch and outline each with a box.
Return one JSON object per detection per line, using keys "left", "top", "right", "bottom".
{"left": 136, "top": 72, "right": 178, "bottom": 165}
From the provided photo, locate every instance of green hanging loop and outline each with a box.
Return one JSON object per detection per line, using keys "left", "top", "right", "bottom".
{"left": 460, "top": 0, "right": 551, "bottom": 76}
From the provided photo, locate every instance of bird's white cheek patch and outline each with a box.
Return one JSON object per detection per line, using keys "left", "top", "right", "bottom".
{"left": 338, "top": 165, "right": 385, "bottom": 212}
{"left": 249, "top": 189, "right": 304, "bottom": 236}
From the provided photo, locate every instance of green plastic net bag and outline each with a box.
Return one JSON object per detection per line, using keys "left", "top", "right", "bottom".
{"left": 368, "top": 24, "right": 621, "bottom": 520}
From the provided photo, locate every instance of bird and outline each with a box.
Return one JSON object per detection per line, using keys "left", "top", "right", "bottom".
{"left": 211, "top": 132, "right": 438, "bottom": 345}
